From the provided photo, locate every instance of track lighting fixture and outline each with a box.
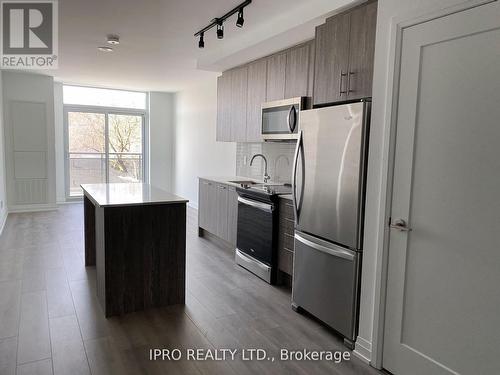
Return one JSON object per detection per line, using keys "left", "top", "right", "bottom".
{"left": 217, "top": 23, "right": 224, "bottom": 39}
{"left": 236, "top": 8, "right": 244, "bottom": 28}
{"left": 194, "top": 0, "right": 251, "bottom": 49}
{"left": 107, "top": 34, "right": 120, "bottom": 45}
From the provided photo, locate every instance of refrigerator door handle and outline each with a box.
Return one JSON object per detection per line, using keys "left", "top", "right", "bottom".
{"left": 292, "top": 130, "right": 303, "bottom": 221}
{"left": 295, "top": 232, "right": 355, "bottom": 261}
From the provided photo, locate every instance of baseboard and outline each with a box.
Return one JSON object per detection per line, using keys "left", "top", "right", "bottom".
{"left": 9, "top": 203, "right": 58, "bottom": 213}
{"left": 57, "top": 200, "right": 82, "bottom": 205}
{"left": 353, "top": 336, "right": 372, "bottom": 364}
{"left": 0, "top": 209, "right": 8, "bottom": 236}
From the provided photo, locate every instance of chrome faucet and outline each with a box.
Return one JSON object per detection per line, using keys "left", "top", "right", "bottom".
{"left": 250, "top": 154, "right": 270, "bottom": 183}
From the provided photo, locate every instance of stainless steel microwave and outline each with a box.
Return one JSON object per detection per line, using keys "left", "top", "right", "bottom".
{"left": 261, "top": 97, "right": 310, "bottom": 141}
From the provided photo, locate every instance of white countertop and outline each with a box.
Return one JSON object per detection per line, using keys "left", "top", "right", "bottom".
{"left": 199, "top": 176, "right": 262, "bottom": 188}
{"left": 81, "top": 183, "right": 188, "bottom": 207}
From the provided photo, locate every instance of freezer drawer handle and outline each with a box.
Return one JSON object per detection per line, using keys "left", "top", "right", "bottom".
{"left": 237, "top": 196, "right": 274, "bottom": 212}
{"left": 294, "top": 232, "right": 355, "bottom": 261}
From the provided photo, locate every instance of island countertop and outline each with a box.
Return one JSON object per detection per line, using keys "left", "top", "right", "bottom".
{"left": 81, "top": 183, "right": 188, "bottom": 207}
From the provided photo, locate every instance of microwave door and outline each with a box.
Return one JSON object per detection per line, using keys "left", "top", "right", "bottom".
{"left": 262, "top": 105, "right": 291, "bottom": 134}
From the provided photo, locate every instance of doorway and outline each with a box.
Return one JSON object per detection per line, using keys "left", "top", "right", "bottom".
{"left": 383, "top": 2, "right": 500, "bottom": 374}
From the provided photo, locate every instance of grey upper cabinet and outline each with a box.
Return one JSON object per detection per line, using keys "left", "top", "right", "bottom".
{"left": 285, "top": 43, "right": 311, "bottom": 99}
{"left": 266, "top": 52, "right": 287, "bottom": 101}
{"left": 313, "top": 1, "right": 377, "bottom": 106}
{"left": 229, "top": 66, "right": 248, "bottom": 142}
{"left": 307, "top": 40, "right": 316, "bottom": 98}
{"left": 313, "top": 13, "right": 351, "bottom": 106}
{"left": 346, "top": 0, "right": 377, "bottom": 100}
{"left": 215, "top": 1, "right": 377, "bottom": 141}
{"left": 246, "top": 59, "right": 267, "bottom": 142}
{"left": 216, "top": 72, "right": 232, "bottom": 141}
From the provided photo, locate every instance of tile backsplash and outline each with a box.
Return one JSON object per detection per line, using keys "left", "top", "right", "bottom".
{"left": 236, "top": 142, "right": 296, "bottom": 183}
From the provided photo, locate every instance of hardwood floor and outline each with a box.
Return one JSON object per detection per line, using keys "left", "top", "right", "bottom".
{"left": 0, "top": 203, "right": 381, "bottom": 375}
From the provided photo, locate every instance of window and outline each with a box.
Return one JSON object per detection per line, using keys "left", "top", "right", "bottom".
{"left": 63, "top": 85, "right": 147, "bottom": 110}
{"left": 64, "top": 86, "right": 147, "bottom": 198}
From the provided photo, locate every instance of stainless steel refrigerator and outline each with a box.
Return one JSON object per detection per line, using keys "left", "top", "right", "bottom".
{"left": 291, "top": 101, "right": 370, "bottom": 349}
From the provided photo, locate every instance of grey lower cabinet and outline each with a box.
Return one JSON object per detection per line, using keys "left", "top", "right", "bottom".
{"left": 227, "top": 186, "right": 238, "bottom": 245}
{"left": 278, "top": 197, "right": 295, "bottom": 281}
{"left": 198, "top": 179, "right": 238, "bottom": 246}
{"left": 198, "top": 179, "right": 217, "bottom": 234}
{"left": 216, "top": 184, "right": 229, "bottom": 240}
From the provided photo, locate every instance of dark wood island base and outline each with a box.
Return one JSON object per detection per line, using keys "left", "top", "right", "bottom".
{"left": 82, "top": 184, "right": 188, "bottom": 318}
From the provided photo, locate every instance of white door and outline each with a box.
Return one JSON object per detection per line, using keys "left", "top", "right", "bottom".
{"left": 383, "top": 2, "right": 500, "bottom": 375}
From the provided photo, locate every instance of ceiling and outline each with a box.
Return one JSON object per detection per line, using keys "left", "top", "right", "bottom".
{"left": 38, "top": 0, "right": 359, "bottom": 92}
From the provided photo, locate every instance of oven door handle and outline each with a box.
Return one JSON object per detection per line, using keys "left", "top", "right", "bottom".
{"left": 237, "top": 196, "right": 274, "bottom": 212}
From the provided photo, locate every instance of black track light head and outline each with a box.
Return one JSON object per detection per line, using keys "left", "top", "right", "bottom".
{"left": 217, "top": 23, "right": 224, "bottom": 39}
{"left": 236, "top": 8, "right": 244, "bottom": 28}
{"left": 194, "top": 0, "right": 251, "bottom": 48}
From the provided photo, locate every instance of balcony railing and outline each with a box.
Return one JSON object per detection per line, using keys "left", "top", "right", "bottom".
{"left": 68, "top": 152, "right": 143, "bottom": 196}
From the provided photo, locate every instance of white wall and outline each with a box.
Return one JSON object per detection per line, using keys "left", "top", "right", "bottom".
{"left": 54, "top": 82, "right": 65, "bottom": 203}
{"left": 173, "top": 76, "right": 236, "bottom": 208}
{"left": 0, "top": 73, "right": 7, "bottom": 232}
{"left": 356, "top": 0, "right": 477, "bottom": 366}
{"left": 149, "top": 92, "right": 175, "bottom": 191}
{"left": 2, "top": 72, "right": 56, "bottom": 211}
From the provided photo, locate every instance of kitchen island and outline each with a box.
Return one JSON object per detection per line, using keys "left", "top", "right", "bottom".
{"left": 81, "top": 183, "right": 188, "bottom": 317}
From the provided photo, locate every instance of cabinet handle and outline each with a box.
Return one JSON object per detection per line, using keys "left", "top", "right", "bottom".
{"left": 339, "top": 71, "right": 347, "bottom": 95}
{"left": 348, "top": 71, "right": 355, "bottom": 94}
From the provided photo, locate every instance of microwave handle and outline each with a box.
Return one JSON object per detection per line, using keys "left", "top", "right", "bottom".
{"left": 287, "top": 105, "right": 297, "bottom": 133}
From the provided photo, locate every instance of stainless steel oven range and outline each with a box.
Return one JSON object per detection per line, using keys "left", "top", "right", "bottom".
{"left": 235, "top": 184, "right": 292, "bottom": 284}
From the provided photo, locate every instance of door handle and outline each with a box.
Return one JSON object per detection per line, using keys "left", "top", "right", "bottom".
{"left": 347, "top": 71, "right": 355, "bottom": 94}
{"left": 339, "top": 71, "right": 347, "bottom": 96}
{"left": 292, "top": 131, "right": 304, "bottom": 221}
{"left": 389, "top": 219, "right": 412, "bottom": 232}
